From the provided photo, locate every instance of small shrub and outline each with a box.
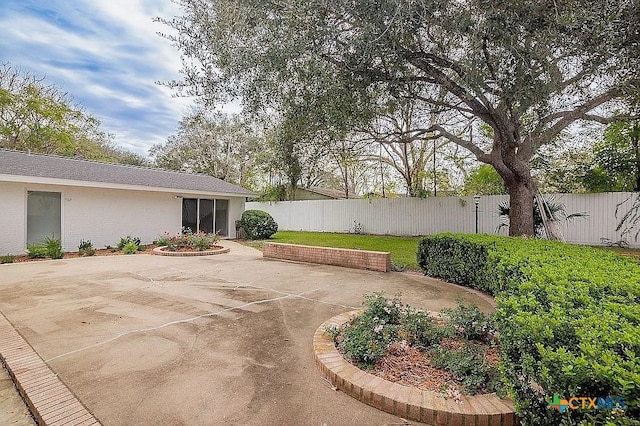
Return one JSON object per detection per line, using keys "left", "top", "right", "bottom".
{"left": 361, "top": 292, "right": 403, "bottom": 325}
{"left": 187, "top": 231, "right": 219, "bottom": 251}
{"left": 43, "top": 236, "right": 64, "bottom": 259}
{"left": 156, "top": 231, "right": 171, "bottom": 247}
{"left": 336, "top": 293, "right": 403, "bottom": 367}
{"left": 137, "top": 244, "right": 147, "bottom": 252}
{"left": 429, "top": 343, "right": 496, "bottom": 395}
{"left": 240, "top": 210, "right": 278, "bottom": 240}
{"left": 117, "top": 235, "right": 141, "bottom": 250}
{"left": 352, "top": 220, "right": 364, "bottom": 234}
{"left": 123, "top": 241, "right": 138, "bottom": 254}
{"left": 26, "top": 242, "right": 47, "bottom": 259}
{"left": 323, "top": 325, "right": 341, "bottom": 342}
{"left": 401, "top": 307, "right": 446, "bottom": 348}
{"left": 339, "top": 314, "right": 397, "bottom": 367}
{"left": 1, "top": 254, "right": 15, "bottom": 264}
{"left": 441, "top": 299, "right": 493, "bottom": 342}
{"left": 78, "top": 239, "right": 95, "bottom": 256}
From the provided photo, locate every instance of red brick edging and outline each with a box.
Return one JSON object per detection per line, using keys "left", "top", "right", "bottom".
{"left": 313, "top": 311, "right": 519, "bottom": 426}
{"left": 0, "top": 313, "right": 101, "bottom": 425}
{"left": 152, "top": 246, "right": 230, "bottom": 256}
{"left": 263, "top": 242, "right": 391, "bottom": 272}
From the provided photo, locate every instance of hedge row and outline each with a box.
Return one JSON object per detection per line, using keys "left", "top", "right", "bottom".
{"left": 418, "top": 234, "right": 640, "bottom": 425}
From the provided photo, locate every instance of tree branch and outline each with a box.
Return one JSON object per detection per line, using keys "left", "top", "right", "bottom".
{"left": 430, "top": 124, "right": 490, "bottom": 162}
{"left": 537, "top": 88, "right": 620, "bottom": 146}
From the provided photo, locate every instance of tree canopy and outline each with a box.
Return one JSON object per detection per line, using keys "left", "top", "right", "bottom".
{"left": 150, "top": 109, "right": 264, "bottom": 188}
{"left": 160, "top": 0, "right": 640, "bottom": 235}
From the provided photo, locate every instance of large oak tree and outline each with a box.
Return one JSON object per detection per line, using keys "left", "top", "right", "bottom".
{"left": 160, "top": 0, "right": 639, "bottom": 235}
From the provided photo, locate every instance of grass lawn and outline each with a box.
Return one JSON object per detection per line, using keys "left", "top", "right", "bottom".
{"left": 254, "top": 231, "right": 424, "bottom": 270}
{"left": 240, "top": 231, "right": 640, "bottom": 270}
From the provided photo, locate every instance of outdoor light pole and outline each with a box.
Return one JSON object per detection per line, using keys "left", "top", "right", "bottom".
{"left": 473, "top": 194, "right": 481, "bottom": 234}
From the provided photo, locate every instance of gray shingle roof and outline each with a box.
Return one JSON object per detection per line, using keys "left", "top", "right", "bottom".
{"left": 0, "top": 149, "right": 254, "bottom": 196}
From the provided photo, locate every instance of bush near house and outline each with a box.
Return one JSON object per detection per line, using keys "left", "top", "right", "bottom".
{"left": 117, "top": 235, "right": 141, "bottom": 250}
{"left": 78, "top": 239, "right": 95, "bottom": 256}
{"left": 240, "top": 210, "right": 278, "bottom": 240}
{"left": 26, "top": 236, "right": 65, "bottom": 259}
{"left": 417, "top": 234, "right": 639, "bottom": 425}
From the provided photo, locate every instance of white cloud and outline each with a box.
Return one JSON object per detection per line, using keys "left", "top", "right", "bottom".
{"left": 0, "top": 0, "right": 195, "bottom": 157}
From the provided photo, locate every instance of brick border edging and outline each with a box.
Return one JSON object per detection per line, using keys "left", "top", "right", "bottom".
{"left": 313, "top": 311, "right": 519, "bottom": 426}
{"left": 152, "top": 246, "right": 230, "bottom": 257}
{"left": 263, "top": 242, "right": 391, "bottom": 272}
{"left": 0, "top": 313, "right": 101, "bottom": 426}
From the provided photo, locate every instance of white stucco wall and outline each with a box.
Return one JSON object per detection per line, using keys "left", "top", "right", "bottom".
{"left": 0, "top": 181, "right": 245, "bottom": 255}
{"left": 0, "top": 182, "right": 25, "bottom": 255}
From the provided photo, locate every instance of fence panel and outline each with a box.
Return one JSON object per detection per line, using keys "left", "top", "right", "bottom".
{"left": 247, "top": 192, "right": 639, "bottom": 247}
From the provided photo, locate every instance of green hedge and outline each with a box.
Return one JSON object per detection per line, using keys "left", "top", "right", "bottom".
{"left": 240, "top": 210, "right": 278, "bottom": 240}
{"left": 418, "top": 234, "right": 640, "bottom": 425}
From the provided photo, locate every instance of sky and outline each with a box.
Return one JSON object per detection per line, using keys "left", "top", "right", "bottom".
{"left": 0, "top": 0, "right": 197, "bottom": 157}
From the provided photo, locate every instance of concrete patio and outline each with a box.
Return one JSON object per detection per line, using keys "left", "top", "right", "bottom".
{"left": 0, "top": 241, "right": 493, "bottom": 425}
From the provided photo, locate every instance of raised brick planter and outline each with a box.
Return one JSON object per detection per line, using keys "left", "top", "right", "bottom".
{"left": 263, "top": 242, "right": 390, "bottom": 272}
{"left": 314, "top": 311, "right": 519, "bottom": 426}
{"left": 152, "top": 246, "right": 230, "bottom": 257}
{"left": 0, "top": 313, "right": 101, "bottom": 425}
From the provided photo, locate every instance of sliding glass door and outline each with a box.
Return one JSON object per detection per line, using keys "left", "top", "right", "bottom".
{"left": 199, "top": 199, "right": 214, "bottom": 234}
{"left": 181, "top": 198, "right": 197, "bottom": 233}
{"left": 215, "top": 199, "right": 229, "bottom": 236}
{"left": 182, "top": 198, "right": 229, "bottom": 236}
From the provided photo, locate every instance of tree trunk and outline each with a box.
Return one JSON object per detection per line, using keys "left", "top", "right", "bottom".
{"left": 506, "top": 178, "right": 536, "bottom": 236}
{"left": 491, "top": 133, "right": 537, "bottom": 237}
{"left": 633, "top": 121, "right": 639, "bottom": 192}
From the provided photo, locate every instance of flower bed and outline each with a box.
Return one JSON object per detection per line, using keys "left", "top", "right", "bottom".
{"left": 155, "top": 230, "right": 221, "bottom": 252}
{"left": 152, "top": 245, "right": 229, "bottom": 257}
{"left": 314, "top": 310, "right": 518, "bottom": 425}
{"left": 325, "top": 293, "right": 501, "bottom": 396}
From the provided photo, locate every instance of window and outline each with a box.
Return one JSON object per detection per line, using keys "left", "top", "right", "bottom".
{"left": 27, "top": 191, "right": 61, "bottom": 245}
{"left": 182, "top": 198, "right": 229, "bottom": 236}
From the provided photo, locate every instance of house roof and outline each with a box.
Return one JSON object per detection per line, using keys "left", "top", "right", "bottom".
{"left": 306, "top": 186, "right": 349, "bottom": 199}
{"left": 0, "top": 149, "right": 254, "bottom": 196}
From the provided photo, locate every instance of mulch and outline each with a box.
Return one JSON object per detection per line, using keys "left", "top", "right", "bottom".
{"left": 5, "top": 245, "right": 158, "bottom": 263}
{"left": 372, "top": 342, "right": 460, "bottom": 392}
{"left": 343, "top": 339, "right": 500, "bottom": 394}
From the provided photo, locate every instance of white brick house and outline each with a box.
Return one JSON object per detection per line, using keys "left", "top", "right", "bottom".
{"left": 0, "top": 149, "right": 254, "bottom": 255}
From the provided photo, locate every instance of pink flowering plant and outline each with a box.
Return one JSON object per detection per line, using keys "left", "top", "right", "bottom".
{"left": 157, "top": 228, "right": 220, "bottom": 252}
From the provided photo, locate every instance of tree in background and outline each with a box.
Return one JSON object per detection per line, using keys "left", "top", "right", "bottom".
{"left": 358, "top": 95, "right": 451, "bottom": 197}
{"left": 585, "top": 120, "right": 640, "bottom": 192}
{"left": 159, "top": 0, "right": 639, "bottom": 236}
{"left": 0, "top": 63, "right": 145, "bottom": 165}
{"left": 150, "top": 109, "right": 264, "bottom": 188}
{"left": 462, "top": 164, "right": 506, "bottom": 196}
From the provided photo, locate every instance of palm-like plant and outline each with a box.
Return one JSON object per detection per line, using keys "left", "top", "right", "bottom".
{"left": 497, "top": 195, "right": 587, "bottom": 238}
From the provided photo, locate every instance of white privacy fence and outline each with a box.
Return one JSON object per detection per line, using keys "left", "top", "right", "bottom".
{"left": 247, "top": 192, "right": 640, "bottom": 248}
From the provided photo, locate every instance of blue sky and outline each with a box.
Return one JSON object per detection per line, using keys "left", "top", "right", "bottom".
{"left": 0, "top": 0, "right": 195, "bottom": 156}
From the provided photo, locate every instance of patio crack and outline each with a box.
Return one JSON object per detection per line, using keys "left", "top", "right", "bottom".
{"left": 45, "top": 290, "right": 315, "bottom": 363}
